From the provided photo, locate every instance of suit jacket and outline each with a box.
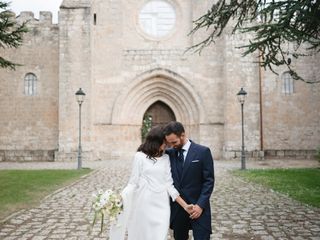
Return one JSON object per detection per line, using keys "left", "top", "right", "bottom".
{"left": 167, "top": 141, "right": 214, "bottom": 232}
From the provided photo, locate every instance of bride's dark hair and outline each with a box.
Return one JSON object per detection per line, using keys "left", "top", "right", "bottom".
{"left": 138, "top": 126, "right": 165, "bottom": 159}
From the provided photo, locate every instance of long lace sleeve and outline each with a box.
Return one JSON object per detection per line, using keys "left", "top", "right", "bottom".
{"left": 164, "top": 155, "right": 179, "bottom": 201}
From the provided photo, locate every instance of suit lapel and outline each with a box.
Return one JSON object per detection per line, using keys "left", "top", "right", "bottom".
{"left": 181, "top": 142, "right": 196, "bottom": 181}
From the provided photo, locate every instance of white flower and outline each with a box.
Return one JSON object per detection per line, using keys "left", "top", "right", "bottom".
{"left": 91, "top": 188, "right": 124, "bottom": 233}
{"left": 115, "top": 200, "right": 122, "bottom": 208}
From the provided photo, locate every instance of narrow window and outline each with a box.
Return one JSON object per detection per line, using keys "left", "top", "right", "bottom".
{"left": 282, "top": 71, "right": 294, "bottom": 95}
{"left": 24, "top": 73, "right": 37, "bottom": 96}
{"left": 93, "top": 13, "right": 97, "bottom": 25}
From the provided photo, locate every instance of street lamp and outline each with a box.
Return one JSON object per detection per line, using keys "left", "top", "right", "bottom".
{"left": 237, "top": 87, "right": 247, "bottom": 170}
{"left": 75, "top": 88, "right": 86, "bottom": 169}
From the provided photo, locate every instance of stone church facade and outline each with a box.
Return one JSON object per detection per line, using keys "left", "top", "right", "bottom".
{"left": 0, "top": 0, "right": 319, "bottom": 162}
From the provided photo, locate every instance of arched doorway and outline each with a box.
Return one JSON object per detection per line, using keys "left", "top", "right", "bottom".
{"left": 141, "top": 101, "right": 176, "bottom": 140}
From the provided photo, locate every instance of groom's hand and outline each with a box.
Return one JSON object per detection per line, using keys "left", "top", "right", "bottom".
{"left": 190, "top": 204, "right": 203, "bottom": 219}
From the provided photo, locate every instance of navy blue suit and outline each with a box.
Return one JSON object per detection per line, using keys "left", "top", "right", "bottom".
{"left": 167, "top": 141, "right": 214, "bottom": 239}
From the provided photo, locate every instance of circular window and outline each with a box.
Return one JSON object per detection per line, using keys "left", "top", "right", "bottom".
{"left": 138, "top": 0, "right": 176, "bottom": 38}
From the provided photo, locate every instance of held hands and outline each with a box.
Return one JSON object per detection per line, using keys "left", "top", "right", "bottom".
{"left": 183, "top": 204, "right": 194, "bottom": 215}
{"left": 184, "top": 204, "right": 203, "bottom": 219}
{"left": 178, "top": 196, "right": 202, "bottom": 219}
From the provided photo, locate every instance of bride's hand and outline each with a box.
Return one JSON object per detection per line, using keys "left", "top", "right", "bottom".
{"left": 184, "top": 204, "right": 194, "bottom": 214}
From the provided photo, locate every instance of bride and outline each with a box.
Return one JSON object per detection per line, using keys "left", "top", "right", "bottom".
{"left": 109, "top": 126, "right": 192, "bottom": 240}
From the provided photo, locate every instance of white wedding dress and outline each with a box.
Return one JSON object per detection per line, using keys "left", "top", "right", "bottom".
{"left": 109, "top": 151, "right": 179, "bottom": 240}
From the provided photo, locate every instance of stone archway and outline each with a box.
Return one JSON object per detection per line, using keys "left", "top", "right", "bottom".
{"left": 111, "top": 68, "right": 206, "bottom": 126}
{"left": 106, "top": 68, "right": 207, "bottom": 160}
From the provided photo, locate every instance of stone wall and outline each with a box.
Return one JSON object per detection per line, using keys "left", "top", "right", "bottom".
{"left": 0, "top": 150, "right": 55, "bottom": 162}
{"left": 0, "top": 12, "right": 59, "bottom": 161}
{"left": 261, "top": 50, "right": 320, "bottom": 157}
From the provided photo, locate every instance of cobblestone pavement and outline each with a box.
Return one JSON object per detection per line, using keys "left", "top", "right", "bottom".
{"left": 0, "top": 159, "right": 319, "bottom": 240}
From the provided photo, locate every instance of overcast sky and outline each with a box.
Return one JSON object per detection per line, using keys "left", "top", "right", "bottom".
{"left": 8, "top": 0, "right": 62, "bottom": 23}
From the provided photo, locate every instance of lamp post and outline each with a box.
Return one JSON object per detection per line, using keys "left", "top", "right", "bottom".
{"left": 75, "top": 88, "right": 86, "bottom": 169}
{"left": 237, "top": 87, "right": 247, "bottom": 170}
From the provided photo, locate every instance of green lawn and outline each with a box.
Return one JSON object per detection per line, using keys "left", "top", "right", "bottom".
{"left": 233, "top": 168, "right": 320, "bottom": 208}
{"left": 0, "top": 169, "right": 92, "bottom": 220}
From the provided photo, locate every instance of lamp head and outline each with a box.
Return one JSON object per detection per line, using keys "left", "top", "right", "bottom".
{"left": 237, "top": 87, "right": 247, "bottom": 104}
{"left": 75, "top": 88, "right": 86, "bottom": 104}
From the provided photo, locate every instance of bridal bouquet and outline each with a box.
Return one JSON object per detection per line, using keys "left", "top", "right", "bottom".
{"left": 91, "top": 189, "right": 123, "bottom": 233}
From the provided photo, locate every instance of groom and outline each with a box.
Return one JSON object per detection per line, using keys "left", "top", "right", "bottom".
{"left": 163, "top": 121, "right": 214, "bottom": 240}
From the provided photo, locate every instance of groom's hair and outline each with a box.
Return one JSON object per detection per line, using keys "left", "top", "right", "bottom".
{"left": 163, "top": 121, "right": 185, "bottom": 137}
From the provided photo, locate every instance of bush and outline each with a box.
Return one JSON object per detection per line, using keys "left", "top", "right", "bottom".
{"left": 316, "top": 147, "right": 320, "bottom": 162}
{"left": 141, "top": 114, "right": 152, "bottom": 142}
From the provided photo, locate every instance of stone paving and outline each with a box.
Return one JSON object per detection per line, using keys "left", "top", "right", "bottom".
{"left": 0, "top": 159, "right": 319, "bottom": 240}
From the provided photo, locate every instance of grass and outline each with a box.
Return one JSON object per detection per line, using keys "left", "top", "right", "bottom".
{"left": 233, "top": 168, "right": 320, "bottom": 208}
{"left": 0, "top": 169, "right": 92, "bottom": 220}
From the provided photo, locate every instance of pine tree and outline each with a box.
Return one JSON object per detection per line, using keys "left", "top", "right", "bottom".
{"left": 0, "top": 1, "right": 28, "bottom": 70}
{"left": 191, "top": 0, "right": 320, "bottom": 83}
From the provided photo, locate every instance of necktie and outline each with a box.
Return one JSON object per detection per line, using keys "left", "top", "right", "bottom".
{"left": 176, "top": 149, "right": 185, "bottom": 179}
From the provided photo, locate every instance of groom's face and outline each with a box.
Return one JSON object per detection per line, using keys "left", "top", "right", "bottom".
{"left": 165, "top": 133, "right": 185, "bottom": 149}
